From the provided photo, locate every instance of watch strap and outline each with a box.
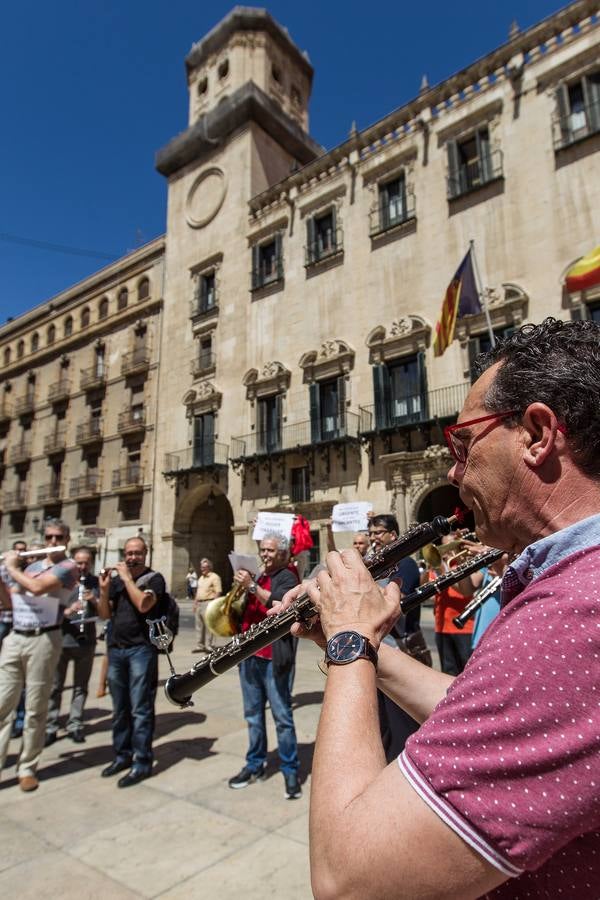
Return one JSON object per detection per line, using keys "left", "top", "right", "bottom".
{"left": 325, "top": 631, "right": 378, "bottom": 669}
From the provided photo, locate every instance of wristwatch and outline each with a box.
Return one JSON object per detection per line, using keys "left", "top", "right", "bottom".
{"left": 325, "top": 630, "right": 378, "bottom": 669}
{"left": 248, "top": 581, "right": 258, "bottom": 593}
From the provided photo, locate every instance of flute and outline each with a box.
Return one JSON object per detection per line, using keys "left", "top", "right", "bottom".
{"left": 156, "top": 514, "right": 459, "bottom": 708}
{"left": 453, "top": 574, "right": 503, "bottom": 629}
{"left": 0, "top": 546, "right": 67, "bottom": 561}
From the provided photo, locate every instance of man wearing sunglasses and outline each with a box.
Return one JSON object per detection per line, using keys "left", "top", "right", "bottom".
{"left": 0, "top": 519, "right": 78, "bottom": 792}
{"left": 282, "top": 318, "right": 600, "bottom": 898}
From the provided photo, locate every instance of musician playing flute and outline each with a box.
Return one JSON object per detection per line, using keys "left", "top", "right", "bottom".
{"left": 278, "top": 318, "right": 600, "bottom": 899}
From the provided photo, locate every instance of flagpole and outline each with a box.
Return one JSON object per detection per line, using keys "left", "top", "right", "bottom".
{"left": 469, "top": 239, "right": 496, "bottom": 347}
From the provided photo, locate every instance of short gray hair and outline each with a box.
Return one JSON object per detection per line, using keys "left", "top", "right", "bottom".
{"left": 200, "top": 557, "right": 213, "bottom": 567}
{"left": 261, "top": 532, "right": 290, "bottom": 554}
{"left": 44, "top": 518, "right": 70, "bottom": 539}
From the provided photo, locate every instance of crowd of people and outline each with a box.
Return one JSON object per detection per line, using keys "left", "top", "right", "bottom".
{"left": 1, "top": 316, "right": 597, "bottom": 897}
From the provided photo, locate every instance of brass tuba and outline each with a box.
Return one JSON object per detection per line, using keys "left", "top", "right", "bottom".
{"left": 204, "top": 582, "right": 247, "bottom": 638}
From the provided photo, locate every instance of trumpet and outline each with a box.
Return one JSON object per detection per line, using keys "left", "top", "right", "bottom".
{"left": 0, "top": 546, "right": 67, "bottom": 561}
{"left": 155, "top": 513, "right": 459, "bottom": 708}
{"left": 421, "top": 532, "right": 477, "bottom": 569}
{"left": 205, "top": 582, "right": 247, "bottom": 638}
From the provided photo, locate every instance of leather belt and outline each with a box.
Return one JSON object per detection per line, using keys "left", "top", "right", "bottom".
{"left": 13, "top": 624, "right": 62, "bottom": 637}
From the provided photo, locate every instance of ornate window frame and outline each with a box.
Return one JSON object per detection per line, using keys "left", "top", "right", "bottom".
{"left": 298, "top": 339, "right": 355, "bottom": 384}
{"left": 455, "top": 283, "right": 528, "bottom": 379}
{"left": 366, "top": 315, "right": 430, "bottom": 365}
{"left": 182, "top": 381, "right": 222, "bottom": 419}
{"left": 242, "top": 361, "right": 291, "bottom": 401}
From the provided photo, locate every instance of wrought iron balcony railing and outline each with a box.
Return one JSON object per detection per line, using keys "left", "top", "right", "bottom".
{"left": 250, "top": 257, "right": 284, "bottom": 291}
{"left": 80, "top": 367, "right": 107, "bottom": 391}
{"left": 69, "top": 473, "right": 100, "bottom": 499}
{"left": 163, "top": 442, "right": 229, "bottom": 474}
{"left": 231, "top": 411, "right": 360, "bottom": 461}
{"left": 190, "top": 352, "right": 216, "bottom": 378}
{"left": 118, "top": 407, "right": 146, "bottom": 433}
{"left": 14, "top": 393, "right": 35, "bottom": 416}
{"left": 76, "top": 418, "right": 103, "bottom": 445}
{"left": 112, "top": 465, "right": 144, "bottom": 492}
{"left": 553, "top": 97, "right": 600, "bottom": 150}
{"left": 44, "top": 427, "right": 67, "bottom": 455}
{"left": 3, "top": 488, "right": 28, "bottom": 510}
{"left": 9, "top": 440, "right": 32, "bottom": 465}
{"left": 190, "top": 295, "right": 218, "bottom": 319}
{"left": 447, "top": 149, "right": 503, "bottom": 200}
{"left": 47, "top": 379, "right": 71, "bottom": 403}
{"left": 304, "top": 227, "right": 344, "bottom": 266}
{"left": 38, "top": 482, "right": 62, "bottom": 503}
{"left": 121, "top": 347, "right": 150, "bottom": 376}
{"left": 359, "top": 382, "right": 471, "bottom": 433}
{"left": 369, "top": 191, "right": 416, "bottom": 237}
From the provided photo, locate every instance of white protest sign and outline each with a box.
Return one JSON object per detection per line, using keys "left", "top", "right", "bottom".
{"left": 228, "top": 552, "right": 260, "bottom": 576}
{"left": 331, "top": 502, "right": 372, "bottom": 533}
{"left": 252, "top": 511, "right": 294, "bottom": 541}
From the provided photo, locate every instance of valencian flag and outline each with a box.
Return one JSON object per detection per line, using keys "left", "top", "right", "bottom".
{"left": 565, "top": 246, "right": 600, "bottom": 293}
{"left": 433, "top": 248, "right": 481, "bottom": 357}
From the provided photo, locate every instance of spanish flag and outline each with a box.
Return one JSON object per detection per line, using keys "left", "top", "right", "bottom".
{"left": 433, "top": 249, "right": 481, "bottom": 357}
{"left": 565, "top": 246, "right": 600, "bottom": 293}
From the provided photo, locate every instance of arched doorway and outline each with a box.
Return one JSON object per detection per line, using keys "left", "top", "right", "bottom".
{"left": 417, "top": 485, "right": 475, "bottom": 531}
{"left": 189, "top": 492, "right": 234, "bottom": 591}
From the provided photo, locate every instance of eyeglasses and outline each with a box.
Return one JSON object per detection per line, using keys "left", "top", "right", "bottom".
{"left": 444, "top": 411, "right": 519, "bottom": 464}
{"left": 44, "top": 532, "right": 65, "bottom": 542}
{"left": 368, "top": 529, "right": 389, "bottom": 538}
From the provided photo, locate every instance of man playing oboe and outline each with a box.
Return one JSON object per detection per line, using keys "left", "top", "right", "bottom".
{"left": 280, "top": 318, "right": 600, "bottom": 898}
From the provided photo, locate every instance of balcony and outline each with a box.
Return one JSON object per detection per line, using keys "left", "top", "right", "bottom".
{"left": 112, "top": 464, "right": 144, "bottom": 493}
{"left": 190, "top": 295, "right": 218, "bottom": 321}
{"left": 118, "top": 407, "right": 146, "bottom": 435}
{"left": 9, "top": 440, "right": 32, "bottom": 465}
{"left": 305, "top": 227, "right": 344, "bottom": 267}
{"left": 44, "top": 427, "right": 67, "bottom": 455}
{"left": 69, "top": 473, "right": 100, "bottom": 500}
{"left": 121, "top": 346, "right": 150, "bottom": 376}
{"left": 14, "top": 393, "right": 35, "bottom": 417}
{"left": 76, "top": 418, "right": 103, "bottom": 446}
{"left": 369, "top": 192, "right": 416, "bottom": 238}
{"left": 190, "top": 351, "right": 216, "bottom": 379}
{"left": 553, "top": 97, "right": 600, "bottom": 150}
{"left": 0, "top": 399, "right": 12, "bottom": 425}
{"left": 47, "top": 378, "right": 71, "bottom": 404}
{"left": 359, "top": 382, "right": 471, "bottom": 434}
{"left": 37, "top": 482, "right": 62, "bottom": 504}
{"left": 3, "top": 487, "right": 28, "bottom": 510}
{"left": 231, "top": 412, "right": 361, "bottom": 462}
{"left": 250, "top": 257, "right": 284, "bottom": 292}
{"left": 80, "top": 366, "right": 107, "bottom": 391}
{"left": 447, "top": 149, "right": 503, "bottom": 200}
{"left": 163, "top": 442, "right": 228, "bottom": 475}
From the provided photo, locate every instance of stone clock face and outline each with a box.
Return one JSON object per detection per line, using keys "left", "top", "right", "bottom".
{"left": 185, "top": 167, "right": 227, "bottom": 228}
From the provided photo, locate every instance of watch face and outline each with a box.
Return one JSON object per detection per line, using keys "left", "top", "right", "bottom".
{"left": 328, "top": 631, "right": 363, "bottom": 663}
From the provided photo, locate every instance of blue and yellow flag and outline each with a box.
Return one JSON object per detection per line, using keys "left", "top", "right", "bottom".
{"left": 433, "top": 249, "right": 481, "bottom": 357}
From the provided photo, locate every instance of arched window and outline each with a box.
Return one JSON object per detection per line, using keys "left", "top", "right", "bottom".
{"left": 81, "top": 306, "right": 90, "bottom": 328}
{"left": 47, "top": 324, "right": 56, "bottom": 345}
{"left": 17, "top": 340, "right": 25, "bottom": 359}
{"left": 137, "top": 278, "right": 150, "bottom": 301}
{"left": 31, "top": 332, "right": 39, "bottom": 352}
{"left": 3, "top": 347, "right": 11, "bottom": 366}
{"left": 64, "top": 316, "right": 73, "bottom": 337}
{"left": 118, "top": 288, "right": 128, "bottom": 311}
{"left": 98, "top": 296, "right": 109, "bottom": 319}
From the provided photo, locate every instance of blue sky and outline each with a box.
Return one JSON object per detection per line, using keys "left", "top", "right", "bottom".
{"left": 1, "top": 0, "right": 565, "bottom": 320}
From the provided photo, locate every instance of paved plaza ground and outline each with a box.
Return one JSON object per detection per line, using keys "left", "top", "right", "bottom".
{"left": 0, "top": 602, "right": 437, "bottom": 899}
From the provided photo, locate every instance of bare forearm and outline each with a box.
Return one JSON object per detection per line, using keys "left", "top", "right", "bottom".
{"left": 97, "top": 589, "right": 111, "bottom": 619}
{"left": 376, "top": 643, "right": 454, "bottom": 723}
{"left": 123, "top": 580, "right": 156, "bottom": 614}
{"left": 310, "top": 662, "right": 385, "bottom": 884}
{"left": 5, "top": 566, "right": 55, "bottom": 596}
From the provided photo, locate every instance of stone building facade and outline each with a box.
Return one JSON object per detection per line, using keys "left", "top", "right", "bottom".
{"left": 1, "top": 3, "right": 599, "bottom": 588}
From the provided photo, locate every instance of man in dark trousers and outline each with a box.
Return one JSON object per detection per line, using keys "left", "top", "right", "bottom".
{"left": 46, "top": 547, "right": 99, "bottom": 745}
{"left": 98, "top": 536, "right": 167, "bottom": 787}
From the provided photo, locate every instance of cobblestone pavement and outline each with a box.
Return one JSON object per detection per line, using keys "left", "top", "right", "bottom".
{"left": 0, "top": 603, "right": 438, "bottom": 899}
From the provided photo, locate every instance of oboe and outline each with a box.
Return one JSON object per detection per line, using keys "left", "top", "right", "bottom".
{"left": 453, "top": 574, "right": 502, "bottom": 629}
{"left": 77, "top": 575, "right": 87, "bottom": 634}
{"left": 400, "top": 547, "right": 504, "bottom": 615}
{"left": 158, "top": 514, "right": 459, "bottom": 707}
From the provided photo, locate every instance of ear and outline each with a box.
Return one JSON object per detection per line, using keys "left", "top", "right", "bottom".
{"left": 521, "top": 403, "right": 563, "bottom": 467}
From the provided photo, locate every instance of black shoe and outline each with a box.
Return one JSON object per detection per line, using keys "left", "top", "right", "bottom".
{"left": 228, "top": 764, "right": 267, "bottom": 789}
{"left": 44, "top": 732, "right": 57, "bottom": 747}
{"left": 101, "top": 759, "right": 131, "bottom": 778}
{"left": 118, "top": 769, "right": 151, "bottom": 788}
{"left": 70, "top": 730, "right": 86, "bottom": 744}
{"left": 284, "top": 773, "right": 302, "bottom": 799}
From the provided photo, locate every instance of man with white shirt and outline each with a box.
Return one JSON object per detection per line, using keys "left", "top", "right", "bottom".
{"left": 0, "top": 519, "right": 78, "bottom": 792}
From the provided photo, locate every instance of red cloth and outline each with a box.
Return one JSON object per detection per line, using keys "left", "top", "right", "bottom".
{"left": 240, "top": 564, "right": 299, "bottom": 660}
{"left": 290, "top": 515, "right": 313, "bottom": 555}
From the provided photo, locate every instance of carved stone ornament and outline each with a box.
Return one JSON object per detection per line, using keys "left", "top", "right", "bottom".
{"left": 380, "top": 446, "right": 453, "bottom": 530}
{"left": 186, "top": 167, "right": 227, "bottom": 229}
{"left": 366, "top": 316, "right": 430, "bottom": 365}
{"left": 242, "top": 361, "right": 291, "bottom": 400}
{"left": 182, "top": 381, "right": 222, "bottom": 417}
{"left": 299, "top": 339, "right": 355, "bottom": 383}
{"left": 455, "top": 282, "right": 528, "bottom": 379}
